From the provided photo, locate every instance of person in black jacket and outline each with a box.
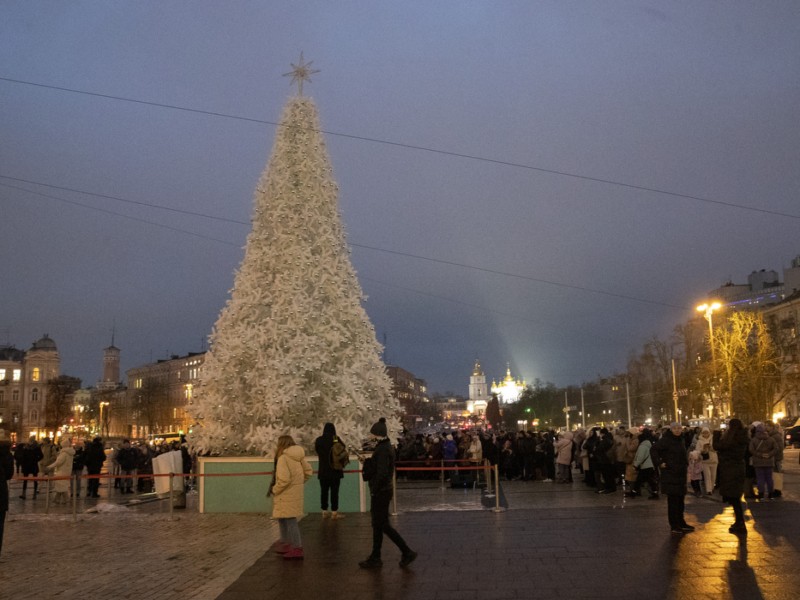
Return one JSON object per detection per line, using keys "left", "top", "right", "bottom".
{"left": 594, "top": 428, "right": 617, "bottom": 494}
{"left": 651, "top": 423, "right": 693, "bottom": 534}
{"left": 84, "top": 437, "right": 106, "bottom": 498}
{"left": 0, "top": 428, "right": 14, "bottom": 557}
{"left": 116, "top": 439, "right": 138, "bottom": 494}
{"left": 359, "top": 418, "right": 417, "bottom": 570}
{"left": 314, "top": 422, "right": 345, "bottom": 519}
{"left": 18, "top": 436, "right": 43, "bottom": 499}
{"left": 714, "top": 419, "right": 750, "bottom": 534}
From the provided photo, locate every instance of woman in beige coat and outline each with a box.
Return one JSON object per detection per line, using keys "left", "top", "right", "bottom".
{"left": 47, "top": 437, "right": 75, "bottom": 504}
{"left": 268, "top": 435, "right": 312, "bottom": 559}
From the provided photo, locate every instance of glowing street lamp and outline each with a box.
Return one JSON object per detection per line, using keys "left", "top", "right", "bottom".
{"left": 697, "top": 302, "right": 722, "bottom": 415}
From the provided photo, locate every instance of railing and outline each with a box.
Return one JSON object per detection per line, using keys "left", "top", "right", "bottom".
{"left": 11, "top": 459, "right": 504, "bottom": 522}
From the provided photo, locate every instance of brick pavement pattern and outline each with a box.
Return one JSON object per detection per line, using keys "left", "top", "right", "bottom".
{"left": 1, "top": 450, "right": 798, "bottom": 600}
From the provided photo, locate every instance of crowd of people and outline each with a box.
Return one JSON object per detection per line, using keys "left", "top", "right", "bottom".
{"left": 11, "top": 435, "right": 192, "bottom": 499}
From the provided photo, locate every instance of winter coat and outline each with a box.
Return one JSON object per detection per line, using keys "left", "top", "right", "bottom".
{"left": 48, "top": 446, "right": 75, "bottom": 493}
{"left": 714, "top": 428, "right": 749, "bottom": 498}
{"left": 613, "top": 431, "right": 628, "bottom": 462}
{"left": 749, "top": 431, "right": 778, "bottom": 468}
{"left": 467, "top": 438, "right": 483, "bottom": 464}
{"left": 19, "top": 442, "right": 43, "bottom": 475}
{"left": 593, "top": 433, "right": 614, "bottom": 465}
{"left": 368, "top": 438, "right": 395, "bottom": 495}
{"left": 651, "top": 430, "right": 688, "bottom": 496}
{"left": 554, "top": 432, "right": 574, "bottom": 465}
{"left": 0, "top": 441, "right": 13, "bottom": 513}
{"left": 693, "top": 431, "right": 718, "bottom": 464}
{"left": 633, "top": 439, "right": 654, "bottom": 470}
{"left": 271, "top": 445, "right": 312, "bottom": 519}
{"left": 315, "top": 428, "right": 344, "bottom": 482}
{"left": 84, "top": 440, "right": 107, "bottom": 472}
{"left": 39, "top": 441, "right": 57, "bottom": 473}
{"left": 116, "top": 446, "right": 139, "bottom": 471}
{"left": 768, "top": 428, "right": 784, "bottom": 463}
{"left": 443, "top": 439, "right": 457, "bottom": 460}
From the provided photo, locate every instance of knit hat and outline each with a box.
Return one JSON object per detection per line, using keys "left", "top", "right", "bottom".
{"left": 370, "top": 417, "right": 387, "bottom": 438}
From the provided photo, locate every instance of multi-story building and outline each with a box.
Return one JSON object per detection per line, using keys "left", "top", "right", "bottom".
{"left": 467, "top": 359, "right": 490, "bottom": 415}
{"left": 762, "top": 290, "right": 800, "bottom": 418}
{"left": 122, "top": 352, "right": 205, "bottom": 439}
{"left": 0, "top": 334, "right": 61, "bottom": 441}
{"left": 708, "top": 255, "right": 800, "bottom": 310}
{"left": 386, "top": 365, "right": 428, "bottom": 418}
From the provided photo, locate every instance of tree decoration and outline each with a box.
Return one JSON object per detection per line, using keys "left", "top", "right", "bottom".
{"left": 189, "top": 57, "right": 401, "bottom": 456}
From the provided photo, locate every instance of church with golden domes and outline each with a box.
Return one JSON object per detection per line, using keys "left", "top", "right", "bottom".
{"left": 491, "top": 364, "right": 526, "bottom": 404}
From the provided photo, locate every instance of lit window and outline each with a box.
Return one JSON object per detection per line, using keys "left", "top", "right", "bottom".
{"left": 32, "top": 367, "right": 40, "bottom": 382}
{"left": 12, "top": 369, "right": 21, "bottom": 381}
{"left": 0, "top": 369, "right": 5, "bottom": 380}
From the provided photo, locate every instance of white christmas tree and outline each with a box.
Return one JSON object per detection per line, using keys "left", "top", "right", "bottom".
{"left": 189, "top": 56, "right": 401, "bottom": 456}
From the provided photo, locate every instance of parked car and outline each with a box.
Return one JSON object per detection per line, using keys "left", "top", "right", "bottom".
{"left": 784, "top": 418, "right": 800, "bottom": 448}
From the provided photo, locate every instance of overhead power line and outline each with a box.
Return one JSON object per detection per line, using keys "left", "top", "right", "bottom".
{"left": 2, "top": 176, "right": 685, "bottom": 310}
{"left": 2, "top": 75, "right": 798, "bottom": 221}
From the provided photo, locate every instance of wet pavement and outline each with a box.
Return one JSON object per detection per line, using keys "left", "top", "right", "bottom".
{"left": 1, "top": 449, "right": 798, "bottom": 600}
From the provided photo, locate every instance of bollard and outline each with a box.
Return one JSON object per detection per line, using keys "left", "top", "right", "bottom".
{"left": 440, "top": 459, "right": 445, "bottom": 489}
{"left": 44, "top": 477, "right": 50, "bottom": 514}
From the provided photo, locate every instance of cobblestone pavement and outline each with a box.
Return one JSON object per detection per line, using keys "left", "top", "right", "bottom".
{"left": 1, "top": 450, "right": 798, "bottom": 600}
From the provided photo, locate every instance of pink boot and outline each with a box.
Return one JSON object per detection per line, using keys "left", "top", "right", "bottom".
{"left": 283, "top": 546, "right": 304, "bottom": 559}
{"left": 270, "top": 541, "right": 291, "bottom": 554}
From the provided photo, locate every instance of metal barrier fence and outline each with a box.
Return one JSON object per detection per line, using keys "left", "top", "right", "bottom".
{"left": 11, "top": 460, "right": 503, "bottom": 522}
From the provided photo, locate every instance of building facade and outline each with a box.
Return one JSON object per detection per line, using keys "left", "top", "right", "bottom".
{"left": 761, "top": 290, "right": 800, "bottom": 418}
{"left": 122, "top": 352, "right": 205, "bottom": 439}
{"left": 467, "top": 359, "right": 490, "bottom": 415}
{"left": 0, "top": 334, "right": 61, "bottom": 441}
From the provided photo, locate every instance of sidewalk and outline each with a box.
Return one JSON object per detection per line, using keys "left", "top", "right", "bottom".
{"left": 2, "top": 450, "right": 798, "bottom": 600}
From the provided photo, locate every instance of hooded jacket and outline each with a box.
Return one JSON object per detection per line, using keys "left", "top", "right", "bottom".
{"left": 48, "top": 443, "right": 76, "bottom": 494}
{"left": 271, "top": 445, "right": 312, "bottom": 519}
{"left": 749, "top": 429, "right": 778, "bottom": 468}
{"left": 554, "top": 432, "right": 574, "bottom": 465}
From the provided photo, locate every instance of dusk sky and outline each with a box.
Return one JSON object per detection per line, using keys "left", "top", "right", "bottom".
{"left": 2, "top": 3, "right": 798, "bottom": 396}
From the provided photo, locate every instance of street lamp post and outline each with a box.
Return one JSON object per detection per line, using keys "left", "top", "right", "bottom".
{"left": 697, "top": 302, "right": 722, "bottom": 416}
{"left": 99, "top": 401, "right": 110, "bottom": 437}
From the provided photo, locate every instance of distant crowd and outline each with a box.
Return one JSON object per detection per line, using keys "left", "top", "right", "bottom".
{"left": 394, "top": 420, "right": 787, "bottom": 500}
{"left": 12, "top": 435, "right": 192, "bottom": 499}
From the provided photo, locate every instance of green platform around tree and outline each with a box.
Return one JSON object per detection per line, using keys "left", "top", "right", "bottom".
{"left": 198, "top": 456, "right": 366, "bottom": 514}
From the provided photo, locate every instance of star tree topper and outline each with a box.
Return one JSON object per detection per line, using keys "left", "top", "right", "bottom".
{"left": 283, "top": 52, "right": 320, "bottom": 96}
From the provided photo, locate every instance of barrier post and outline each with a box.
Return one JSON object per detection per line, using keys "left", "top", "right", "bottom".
{"left": 169, "top": 473, "right": 175, "bottom": 521}
{"left": 440, "top": 459, "right": 445, "bottom": 489}
{"left": 493, "top": 464, "right": 501, "bottom": 512}
{"left": 44, "top": 477, "right": 51, "bottom": 514}
{"left": 72, "top": 474, "right": 78, "bottom": 522}
{"left": 391, "top": 468, "right": 398, "bottom": 516}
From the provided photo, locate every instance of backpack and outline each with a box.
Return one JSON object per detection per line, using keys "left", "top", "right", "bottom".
{"left": 330, "top": 437, "right": 350, "bottom": 471}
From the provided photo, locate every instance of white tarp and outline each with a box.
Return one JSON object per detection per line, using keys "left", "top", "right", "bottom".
{"left": 152, "top": 450, "right": 185, "bottom": 497}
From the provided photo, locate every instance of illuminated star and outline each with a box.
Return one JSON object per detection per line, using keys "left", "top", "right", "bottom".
{"left": 283, "top": 52, "right": 320, "bottom": 96}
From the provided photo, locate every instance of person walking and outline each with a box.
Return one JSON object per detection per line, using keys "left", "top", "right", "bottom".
{"left": 651, "top": 423, "right": 693, "bottom": 534}
{"left": 0, "top": 428, "right": 14, "bottom": 557}
{"left": 693, "top": 427, "right": 718, "bottom": 495}
{"left": 268, "top": 435, "right": 312, "bottom": 560}
{"left": 749, "top": 424, "right": 778, "bottom": 501}
{"left": 19, "top": 436, "right": 43, "bottom": 499}
{"left": 628, "top": 428, "right": 659, "bottom": 499}
{"left": 314, "top": 422, "right": 347, "bottom": 519}
{"left": 116, "top": 439, "right": 138, "bottom": 494}
{"left": 359, "top": 418, "right": 417, "bottom": 569}
{"left": 714, "top": 419, "right": 750, "bottom": 534}
{"left": 84, "top": 437, "right": 106, "bottom": 498}
{"left": 46, "top": 437, "right": 75, "bottom": 504}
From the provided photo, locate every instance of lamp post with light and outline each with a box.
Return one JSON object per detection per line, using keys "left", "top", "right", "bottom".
{"left": 697, "top": 302, "right": 722, "bottom": 416}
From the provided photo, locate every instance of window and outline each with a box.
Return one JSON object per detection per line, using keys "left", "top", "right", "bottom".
{"left": 32, "top": 367, "right": 40, "bottom": 382}
{"left": 12, "top": 390, "right": 19, "bottom": 403}
{"left": 0, "top": 391, "right": 4, "bottom": 407}
{"left": 30, "top": 409, "right": 38, "bottom": 423}
{"left": 31, "top": 388, "right": 39, "bottom": 403}
{"left": 12, "top": 369, "right": 21, "bottom": 381}
{"left": 0, "top": 369, "right": 5, "bottom": 380}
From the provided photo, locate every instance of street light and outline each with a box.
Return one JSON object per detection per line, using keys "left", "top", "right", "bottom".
{"left": 697, "top": 302, "right": 722, "bottom": 416}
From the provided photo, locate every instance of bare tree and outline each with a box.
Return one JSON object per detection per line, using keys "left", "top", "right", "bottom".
{"left": 46, "top": 375, "right": 82, "bottom": 431}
